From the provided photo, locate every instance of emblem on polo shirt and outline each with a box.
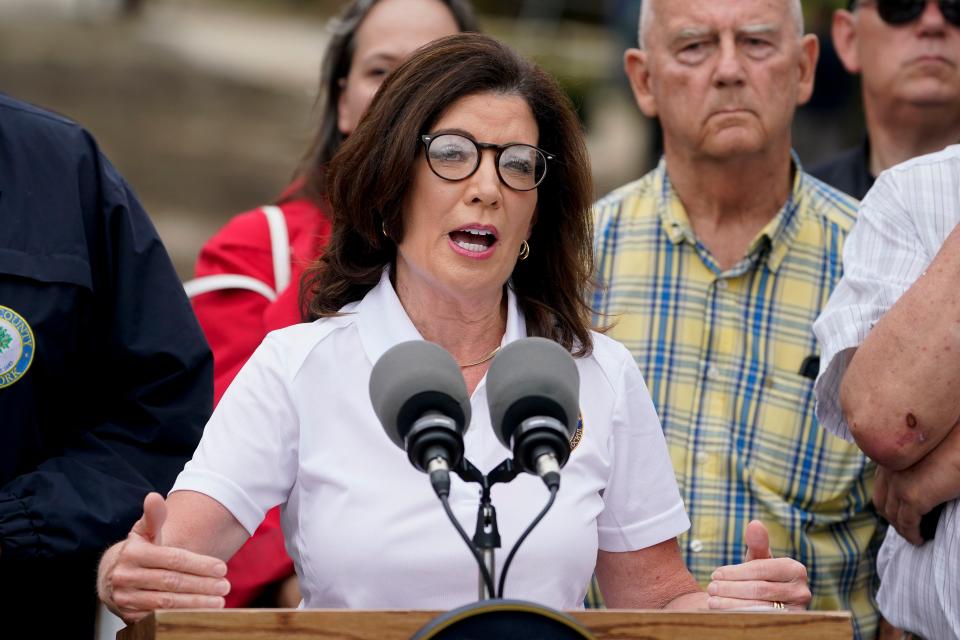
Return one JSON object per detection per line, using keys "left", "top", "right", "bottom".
{"left": 569, "top": 412, "right": 583, "bottom": 452}
{"left": 0, "top": 306, "right": 35, "bottom": 389}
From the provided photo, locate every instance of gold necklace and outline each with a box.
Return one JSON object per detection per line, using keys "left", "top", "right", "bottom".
{"left": 459, "top": 345, "right": 501, "bottom": 368}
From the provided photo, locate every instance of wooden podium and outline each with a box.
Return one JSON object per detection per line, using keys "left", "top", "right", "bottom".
{"left": 118, "top": 609, "right": 852, "bottom": 640}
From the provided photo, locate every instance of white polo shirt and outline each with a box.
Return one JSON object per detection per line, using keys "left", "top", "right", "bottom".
{"left": 172, "top": 269, "right": 689, "bottom": 610}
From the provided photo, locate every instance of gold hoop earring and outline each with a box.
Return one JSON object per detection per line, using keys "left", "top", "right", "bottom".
{"left": 518, "top": 240, "right": 530, "bottom": 261}
{"left": 381, "top": 221, "right": 389, "bottom": 237}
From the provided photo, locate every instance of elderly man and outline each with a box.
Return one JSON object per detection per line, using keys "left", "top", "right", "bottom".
{"left": 592, "top": 0, "right": 883, "bottom": 637}
{"left": 812, "top": 0, "right": 960, "bottom": 199}
{"left": 814, "top": 145, "right": 960, "bottom": 639}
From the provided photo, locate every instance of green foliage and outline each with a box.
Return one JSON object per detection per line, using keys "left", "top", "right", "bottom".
{"left": 0, "top": 326, "right": 11, "bottom": 352}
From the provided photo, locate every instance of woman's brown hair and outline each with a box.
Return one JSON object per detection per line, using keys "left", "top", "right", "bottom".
{"left": 303, "top": 33, "right": 595, "bottom": 355}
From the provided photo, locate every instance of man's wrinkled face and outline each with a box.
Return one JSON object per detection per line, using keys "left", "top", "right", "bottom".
{"left": 627, "top": 0, "right": 817, "bottom": 161}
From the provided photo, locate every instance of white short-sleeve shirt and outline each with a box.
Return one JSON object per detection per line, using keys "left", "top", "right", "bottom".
{"left": 813, "top": 146, "right": 960, "bottom": 640}
{"left": 172, "top": 269, "right": 689, "bottom": 610}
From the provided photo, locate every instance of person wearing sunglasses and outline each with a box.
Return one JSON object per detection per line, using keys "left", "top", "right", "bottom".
{"left": 810, "top": 0, "right": 960, "bottom": 200}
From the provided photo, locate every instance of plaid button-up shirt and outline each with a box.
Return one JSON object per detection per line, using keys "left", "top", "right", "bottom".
{"left": 590, "top": 157, "right": 883, "bottom": 639}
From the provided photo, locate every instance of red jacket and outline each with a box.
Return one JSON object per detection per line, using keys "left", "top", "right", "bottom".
{"left": 191, "top": 197, "right": 332, "bottom": 606}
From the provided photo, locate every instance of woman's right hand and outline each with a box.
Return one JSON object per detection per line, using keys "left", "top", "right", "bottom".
{"left": 97, "top": 492, "right": 232, "bottom": 623}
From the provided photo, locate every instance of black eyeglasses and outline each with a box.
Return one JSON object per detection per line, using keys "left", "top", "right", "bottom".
{"left": 420, "top": 132, "right": 554, "bottom": 192}
{"left": 849, "top": 0, "right": 960, "bottom": 27}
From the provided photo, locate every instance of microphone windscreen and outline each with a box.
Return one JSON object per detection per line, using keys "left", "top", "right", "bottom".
{"left": 369, "top": 340, "right": 471, "bottom": 449}
{"left": 486, "top": 337, "right": 579, "bottom": 448}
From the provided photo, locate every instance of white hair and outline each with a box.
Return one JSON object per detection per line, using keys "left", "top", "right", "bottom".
{"left": 638, "top": 0, "right": 804, "bottom": 48}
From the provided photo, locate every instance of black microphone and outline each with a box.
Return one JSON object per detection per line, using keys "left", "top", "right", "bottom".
{"left": 486, "top": 337, "right": 579, "bottom": 490}
{"left": 369, "top": 340, "right": 471, "bottom": 498}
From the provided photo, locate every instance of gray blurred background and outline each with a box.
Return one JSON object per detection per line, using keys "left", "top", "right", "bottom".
{"left": 0, "top": 0, "right": 857, "bottom": 279}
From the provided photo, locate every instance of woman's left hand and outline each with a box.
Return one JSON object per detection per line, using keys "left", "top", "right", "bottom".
{"left": 705, "top": 520, "right": 811, "bottom": 610}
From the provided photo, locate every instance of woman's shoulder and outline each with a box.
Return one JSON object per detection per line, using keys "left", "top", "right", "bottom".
{"left": 278, "top": 198, "right": 332, "bottom": 241}
{"left": 261, "top": 305, "right": 362, "bottom": 371}
{"left": 203, "top": 198, "right": 327, "bottom": 253}
{"left": 194, "top": 199, "right": 329, "bottom": 281}
{"left": 267, "top": 301, "right": 360, "bottom": 343}
{"left": 576, "top": 331, "right": 639, "bottom": 394}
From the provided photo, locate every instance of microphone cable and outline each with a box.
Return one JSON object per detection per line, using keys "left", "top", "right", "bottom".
{"left": 438, "top": 494, "right": 496, "bottom": 598}
{"left": 497, "top": 484, "right": 559, "bottom": 598}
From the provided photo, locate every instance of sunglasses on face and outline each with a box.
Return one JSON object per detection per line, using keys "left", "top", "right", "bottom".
{"left": 849, "top": 0, "right": 960, "bottom": 27}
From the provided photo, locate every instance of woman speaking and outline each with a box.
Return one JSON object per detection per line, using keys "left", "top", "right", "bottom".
{"left": 97, "top": 33, "right": 810, "bottom": 620}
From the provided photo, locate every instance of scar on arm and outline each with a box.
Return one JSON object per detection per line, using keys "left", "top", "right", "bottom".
{"left": 895, "top": 413, "right": 927, "bottom": 447}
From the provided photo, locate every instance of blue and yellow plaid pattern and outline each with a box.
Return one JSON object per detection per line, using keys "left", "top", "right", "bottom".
{"left": 589, "top": 158, "right": 884, "bottom": 639}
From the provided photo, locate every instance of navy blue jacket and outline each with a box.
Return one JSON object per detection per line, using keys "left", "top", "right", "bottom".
{"left": 809, "top": 139, "right": 874, "bottom": 201}
{"left": 0, "top": 94, "right": 212, "bottom": 631}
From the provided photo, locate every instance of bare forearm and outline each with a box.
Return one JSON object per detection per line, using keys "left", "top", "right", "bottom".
{"left": 599, "top": 569, "right": 703, "bottom": 610}
{"left": 160, "top": 491, "right": 250, "bottom": 560}
{"left": 841, "top": 223, "right": 960, "bottom": 469}
{"left": 873, "top": 429, "right": 960, "bottom": 544}
{"left": 913, "top": 425, "right": 960, "bottom": 503}
{"left": 596, "top": 541, "right": 703, "bottom": 609}
{"left": 664, "top": 591, "right": 709, "bottom": 610}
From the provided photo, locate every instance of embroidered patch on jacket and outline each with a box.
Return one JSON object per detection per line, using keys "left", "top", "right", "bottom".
{"left": 0, "top": 306, "right": 35, "bottom": 389}
{"left": 569, "top": 412, "right": 584, "bottom": 451}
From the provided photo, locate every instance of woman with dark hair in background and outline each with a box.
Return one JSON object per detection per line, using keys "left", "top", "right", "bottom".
{"left": 98, "top": 33, "right": 810, "bottom": 620}
{"left": 184, "top": 0, "right": 476, "bottom": 607}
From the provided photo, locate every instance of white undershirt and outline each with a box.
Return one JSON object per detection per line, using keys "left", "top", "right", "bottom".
{"left": 172, "top": 269, "right": 689, "bottom": 610}
{"left": 813, "top": 145, "right": 960, "bottom": 640}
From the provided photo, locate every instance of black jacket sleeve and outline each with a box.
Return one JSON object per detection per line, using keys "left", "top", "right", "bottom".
{"left": 0, "top": 96, "right": 213, "bottom": 561}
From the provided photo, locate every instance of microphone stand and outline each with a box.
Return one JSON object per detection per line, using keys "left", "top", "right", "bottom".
{"left": 473, "top": 498, "right": 499, "bottom": 599}
{"left": 453, "top": 458, "right": 520, "bottom": 600}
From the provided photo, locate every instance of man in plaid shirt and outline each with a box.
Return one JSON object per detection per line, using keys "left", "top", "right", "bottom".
{"left": 590, "top": 0, "right": 884, "bottom": 637}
